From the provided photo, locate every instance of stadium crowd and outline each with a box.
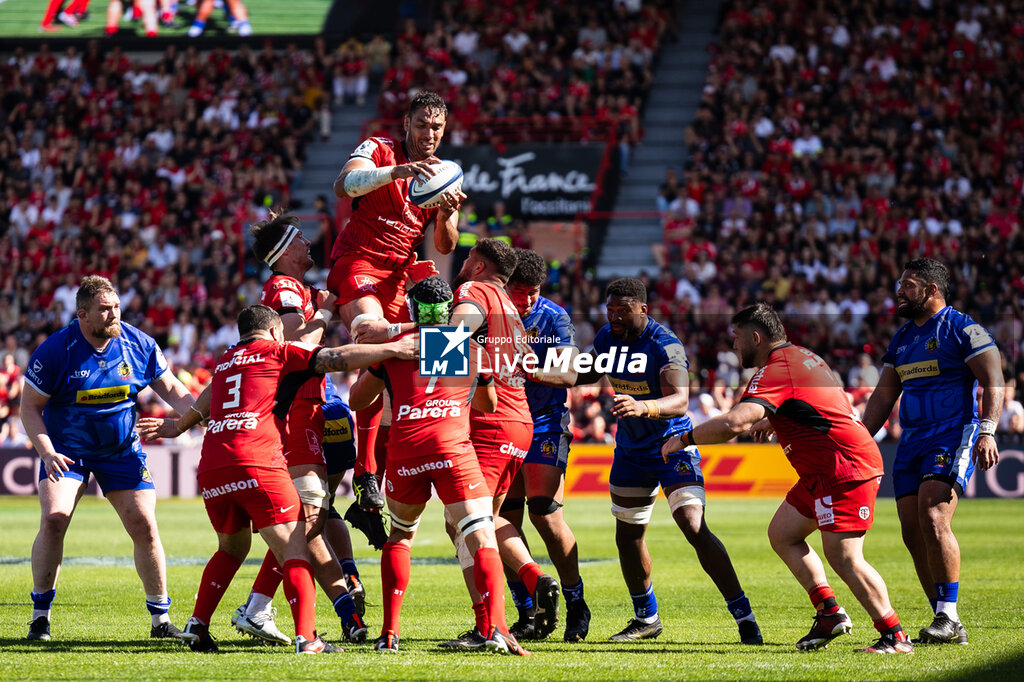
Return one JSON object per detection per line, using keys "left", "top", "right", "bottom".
{"left": 629, "top": 0, "right": 1024, "bottom": 438}
{"left": 2, "top": 0, "right": 1024, "bottom": 449}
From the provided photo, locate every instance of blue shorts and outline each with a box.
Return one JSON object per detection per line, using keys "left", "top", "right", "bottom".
{"left": 325, "top": 441, "right": 356, "bottom": 478}
{"left": 524, "top": 430, "right": 571, "bottom": 470}
{"left": 609, "top": 445, "right": 703, "bottom": 497}
{"left": 893, "top": 424, "right": 978, "bottom": 499}
{"left": 38, "top": 447, "right": 155, "bottom": 494}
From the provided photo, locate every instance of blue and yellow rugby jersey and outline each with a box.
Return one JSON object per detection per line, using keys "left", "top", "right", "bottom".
{"left": 322, "top": 376, "right": 355, "bottom": 457}
{"left": 882, "top": 306, "right": 997, "bottom": 441}
{"left": 522, "top": 296, "right": 576, "bottom": 433}
{"left": 24, "top": 320, "right": 169, "bottom": 458}
{"left": 592, "top": 318, "right": 691, "bottom": 453}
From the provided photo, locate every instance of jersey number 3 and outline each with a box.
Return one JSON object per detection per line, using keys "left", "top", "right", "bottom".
{"left": 223, "top": 373, "right": 242, "bottom": 409}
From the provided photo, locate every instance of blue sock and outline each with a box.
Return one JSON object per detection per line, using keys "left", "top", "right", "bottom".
{"left": 341, "top": 558, "right": 359, "bottom": 579}
{"left": 630, "top": 583, "right": 658, "bottom": 621}
{"left": 31, "top": 589, "right": 56, "bottom": 610}
{"left": 508, "top": 580, "right": 534, "bottom": 616}
{"left": 726, "top": 591, "right": 753, "bottom": 622}
{"left": 562, "top": 579, "right": 585, "bottom": 606}
{"left": 935, "top": 582, "right": 958, "bottom": 603}
{"left": 929, "top": 598, "right": 938, "bottom": 614}
{"left": 333, "top": 593, "right": 357, "bottom": 621}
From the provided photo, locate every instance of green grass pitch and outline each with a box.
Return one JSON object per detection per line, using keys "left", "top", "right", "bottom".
{"left": 0, "top": 0, "right": 328, "bottom": 38}
{"left": 1, "top": 495, "right": 1022, "bottom": 680}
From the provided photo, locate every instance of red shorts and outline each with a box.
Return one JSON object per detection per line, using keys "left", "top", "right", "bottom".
{"left": 283, "top": 398, "right": 326, "bottom": 468}
{"left": 198, "top": 465, "right": 303, "bottom": 534}
{"left": 327, "top": 257, "right": 413, "bottom": 324}
{"left": 471, "top": 420, "right": 533, "bottom": 497}
{"left": 383, "top": 442, "right": 488, "bottom": 505}
{"left": 785, "top": 476, "right": 882, "bottom": 533}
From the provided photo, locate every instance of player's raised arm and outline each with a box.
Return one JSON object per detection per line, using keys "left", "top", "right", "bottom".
{"left": 333, "top": 152, "right": 441, "bottom": 199}
{"left": 861, "top": 365, "right": 903, "bottom": 437}
{"left": 433, "top": 189, "right": 465, "bottom": 255}
{"left": 967, "top": 348, "right": 1004, "bottom": 470}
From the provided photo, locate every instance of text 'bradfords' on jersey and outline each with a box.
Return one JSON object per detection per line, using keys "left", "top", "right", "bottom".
{"left": 418, "top": 324, "right": 646, "bottom": 378}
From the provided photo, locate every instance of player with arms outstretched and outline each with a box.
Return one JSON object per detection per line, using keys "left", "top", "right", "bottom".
{"left": 331, "top": 90, "right": 465, "bottom": 515}
{"left": 138, "top": 305, "right": 416, "bottom": 653}
{"left": 664, "top": 303, "right": 912, "bottom": 654}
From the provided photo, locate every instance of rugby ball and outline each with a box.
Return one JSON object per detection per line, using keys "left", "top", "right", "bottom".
{"left": 408, "top": 160, "right": 464, "bottom": 209}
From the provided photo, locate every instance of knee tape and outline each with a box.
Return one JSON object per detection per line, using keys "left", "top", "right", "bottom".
{"left": 293, "top": 474, "right": 329, "bottom": 509}
{"left": 350, "top": 313, "right": 381, "bottom": 340}
{"left": 611, "top": 503, "right": 655, "bottom": 525}
{"left": 527, "top": 496, "right": 562, "bottom": 516}
{"left": 500, "top": 496, "right": 525, "bottom": 514}
{"left": 667, "top": 486, "right": 706, "bottom": 512}
{"left": 457, "top": 510, "right": 494, "bottom": 536}
{"left": 390, "top": 513, "right": 420, "bottom": 534}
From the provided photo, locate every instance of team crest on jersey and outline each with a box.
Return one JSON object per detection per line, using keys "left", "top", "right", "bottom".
{"left": 925, "top": 337, "right": 939, "bottom": 353}
{"left": 541, "top": 439, "right": 555, "bottom": 458}
{"left": 140, "top": 466, "right": 152, "bottom": 482}
{"left": 119, "top": 361, "right": 132, "bottom": 377}
{"left": 936, "top": 453, "right": 949, "bottom": 465}
{"left": 525, "top": 326, "right": 540, "bottom": 341}
{"left": 33, "top": 359, "right": 43, "bottom": 373}
{"left": 674, "top": 460, "right": 692, "bottom": 474}
{"left": 858, "top": 506, "right": 870, "bottom": 520}
{"left": 354, "top": 276, "right": 379, "bottom": 294}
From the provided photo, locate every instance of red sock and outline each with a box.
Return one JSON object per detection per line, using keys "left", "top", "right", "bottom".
{"left": 42, "top": 0, "right": 65, "bottom": 25}
{"left": 281, "top": 558, "right": 316, "bottom": 641}
{"left": 354, "top": 398, "right": 383, "bottom": 477}
{"left": 105, "top": 25, "right": 116, "bottom": 34}
{"left": 873, "top": 609, "right": 902, "bottom": 634}
{"left": 375, "top": 424, "right": 389, "bottom": 477}
{"left": 68, "top": 0, "right": 91, "bottom": 13}
{"left": 251, "top": 548, "right": 283, "bottom": 598}
{"left": 381, "top": 542, "right": 411, "bottom": 636}
{"left": 808, "top": 584, "right": 836, "bottom": 611}
{"left": 516, "top": 561, "right": 543, "bottom": 596}
{"left": 472, "top": 600, "right": 488, "bottom": 635}
{"left": 476, "top": 547, "right": 507, "bottom": 635}
{"left": 193, "top": 550, "right": 243, "bottom": 625}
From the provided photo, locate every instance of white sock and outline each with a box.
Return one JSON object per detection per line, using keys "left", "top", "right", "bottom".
{"left": 32, "top": 609, "right": 50, "bottom": 621}
{"left": 246, "top": 592, "right": 273, "bottom": 616}
{"left": 638, "top": 614, "right": 659, "bottom": 625}
{"left": 736, "top": 612, "right": 757, "bottom": 624}
{"left": 936, "top": 600, "right": 959, "bottom": 622}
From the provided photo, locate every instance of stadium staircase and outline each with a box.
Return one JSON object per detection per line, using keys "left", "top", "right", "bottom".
{"left": 290, "top": 91, "right": 378, "bottom": 235}
{"left": 595, "top": 0, "right": 719, "bottom": 281}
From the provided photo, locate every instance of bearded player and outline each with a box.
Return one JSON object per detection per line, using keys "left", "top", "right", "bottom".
{"left": 228, "top": 213, "right": 367, "bottom": 645}
{"left": 331, "top": 90, "right": 465, "bottom": 516}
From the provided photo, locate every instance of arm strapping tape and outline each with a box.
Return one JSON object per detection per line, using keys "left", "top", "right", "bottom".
{"left": 343, "top": 166, "right": 394, "bottom": 197}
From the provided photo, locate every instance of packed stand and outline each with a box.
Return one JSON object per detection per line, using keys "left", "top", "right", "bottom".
{"left": 370, "top": 0, "right": 674, "bottom": 144}
{"left": 0, "top": 38, "right": 355, "bottom": 446}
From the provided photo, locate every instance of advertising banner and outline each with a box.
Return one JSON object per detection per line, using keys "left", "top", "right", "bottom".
{"left": 452, "top": 144, "right": 603, "bottom": 218}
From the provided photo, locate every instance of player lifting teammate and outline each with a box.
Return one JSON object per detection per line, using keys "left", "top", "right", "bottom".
{"left": 138, "top": 305, "right": 415, "bottom": 653}
{"left": 349, "top": 276, "right": 527, "bottom": 655}
{"left": 227, "top": 213, "right": 367, "bottom": 645}
{"left": 330, "top": 90, "right": 466, "bottom": 521}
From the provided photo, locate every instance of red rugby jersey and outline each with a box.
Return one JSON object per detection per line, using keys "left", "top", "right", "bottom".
{"left": 739, "top": 343, "right": 884, "bottom": 491}
{"left": 331, "top": 137, "right": 439, "bottom": 269}
{"left": 199, "top": 338, "right": 320, "bottom": 473}
{"left": 261, "top": 273, "right": 325, "bottom": 402}
{"left": 455, "top": 281, "right": 533, "bottom": 426}
{"left": 369, "top": 333, "right": 485, "bottom": 458}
